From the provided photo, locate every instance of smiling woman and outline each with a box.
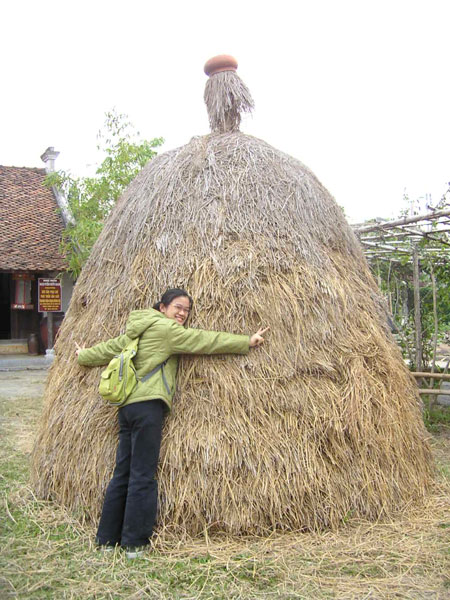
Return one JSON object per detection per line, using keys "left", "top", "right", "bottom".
{"left": 74, "top": 286, "right": 268, "bottom": 557}
{"left": 156, "top": 288, "right": 192, "bottom": 325}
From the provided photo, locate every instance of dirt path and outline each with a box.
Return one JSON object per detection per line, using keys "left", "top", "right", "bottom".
{"left": 0, "top": 369, "right": 47, "bottom": 454}
{"left": 0, "top": 369, "right": 47, "bottom": 401}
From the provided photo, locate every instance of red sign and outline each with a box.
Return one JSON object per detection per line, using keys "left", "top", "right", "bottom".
{"left": 12, "top": 276, "right": 33, "bottom": 309}
{"left": 38, "top": 278, "right": 62, "bottom": 312}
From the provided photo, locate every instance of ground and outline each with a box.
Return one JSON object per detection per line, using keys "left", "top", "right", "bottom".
{"left": 0, "top": 367, "right": 449, "bottom": 599}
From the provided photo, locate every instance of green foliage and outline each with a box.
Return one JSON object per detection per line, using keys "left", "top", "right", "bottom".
{"left": 423, "top": 405, "right": 450, "bottom": 433}
{"left": 379, "top": 259, "right": 450, "bottom": 369}
{"left": 46, "top": 110, "right": 163, "bottom": 278}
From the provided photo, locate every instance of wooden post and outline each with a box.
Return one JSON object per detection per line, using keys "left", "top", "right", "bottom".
{"left": 47, "top": 312, "right": 54, "bottom": 349}
{"left": 412, "top": 245, "right": 422, "bottom": 372}
{"left": 31, "top": 276, "right": 40, "bottom": 347}
{"left": 387, "top": 260, "right": 393, "bottom": 313}
{"left": 401, "top": 281, "right": 408, "bottom": 323}
{"left": 430, "top": 264, "right": 438, "bottom": 374}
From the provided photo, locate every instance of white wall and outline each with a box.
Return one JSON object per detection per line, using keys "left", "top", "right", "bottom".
{"left": 60, "top": 272, "right": 74, "bottom": 313}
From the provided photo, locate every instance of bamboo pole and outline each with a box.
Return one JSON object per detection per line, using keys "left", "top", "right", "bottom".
{"left": 430, "top": 264, "right": 438, "bottom": 375}
{"left": 360, "top": 228, "right": 450, "bottom": 242}
{"left": 418, "top": 389, "right": 447, "bottom": 395}
{"left": 402, "top": 226, "right": 450, "bottom": 248}
{"left": 413, "top": 245, "right": 422, "bottom": 372}
{"left": 354, "top": 209, "right": 450, "bottom": 234}
{"left": 412, "top": 372, "right": 450, "bottom": 380}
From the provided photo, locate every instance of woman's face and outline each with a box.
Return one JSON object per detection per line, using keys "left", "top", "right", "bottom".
{"left": 160, "top": 296, "right": 191, "bottom": 325}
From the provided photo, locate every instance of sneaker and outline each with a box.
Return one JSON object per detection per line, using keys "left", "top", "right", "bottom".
{"left": 97, "top": 545, "right": 115, "bottom": 553}
{"left": 124, "top": 546, "right": 147, "bottom": 559}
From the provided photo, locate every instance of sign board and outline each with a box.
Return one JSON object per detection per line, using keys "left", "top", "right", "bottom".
{"left": 38, "top": 278, "right": 62, "bottom": 312}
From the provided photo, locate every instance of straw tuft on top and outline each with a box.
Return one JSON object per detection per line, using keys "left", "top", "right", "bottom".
{"left": 204, "top": 55, "right": 254, "bottom": 133}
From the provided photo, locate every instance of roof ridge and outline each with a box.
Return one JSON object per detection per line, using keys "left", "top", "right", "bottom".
{"left": 0, "top": 165, "right": 46, "bottom": 173}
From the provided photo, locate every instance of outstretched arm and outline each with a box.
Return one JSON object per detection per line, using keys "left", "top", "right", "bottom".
{"left": 76, "top": 333, "right": 131, "bottom": 366}
{"left": 166, "top": 320, "right": 269, "bottom": 355}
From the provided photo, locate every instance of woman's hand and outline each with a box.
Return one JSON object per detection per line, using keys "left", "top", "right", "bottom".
{"left": 75, "top": 342, "right": 84, "bottom": 357}
{"left": 249, "top": 327, "right": 270, "bottom": 348}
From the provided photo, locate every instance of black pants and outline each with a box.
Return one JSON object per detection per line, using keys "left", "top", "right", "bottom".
{"left": 96, "top": 399, "right": 166, "bottom": 548}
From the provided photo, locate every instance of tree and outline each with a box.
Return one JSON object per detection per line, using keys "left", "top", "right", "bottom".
{"left": 46, "top": 110, "right": 163, "bottom": 278}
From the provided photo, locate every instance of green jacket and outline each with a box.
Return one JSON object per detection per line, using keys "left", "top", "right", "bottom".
{"left": 77, "top": 309, "right": 250, "bottom": 409}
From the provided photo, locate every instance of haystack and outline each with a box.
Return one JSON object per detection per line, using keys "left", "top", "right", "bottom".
{"left": 32, "top": 56, "right": 433, "bottom": 536}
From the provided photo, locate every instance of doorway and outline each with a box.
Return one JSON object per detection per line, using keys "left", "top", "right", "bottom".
{"left": 0, "top": 273, "right": 11, "bottom": 339}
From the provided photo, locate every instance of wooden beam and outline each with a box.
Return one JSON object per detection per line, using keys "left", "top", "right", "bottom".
{"left": 361, "top": 241, "right": 410, "bottom": 253}
{"left": 412, "top": 372, "right": 450, "bottom": 380}
{"left": 354, "top": 209, "right": 450, "bottom": 234}
{"left": 400, "top": 226, "right": 450, "bottom": 248}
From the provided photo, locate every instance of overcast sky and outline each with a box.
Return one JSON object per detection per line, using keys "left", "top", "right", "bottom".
{"left": 2, "top": 0, "right": 449, "bottom": 223}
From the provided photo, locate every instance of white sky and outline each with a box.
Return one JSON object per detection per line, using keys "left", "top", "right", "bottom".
{"left": 2, "top": 0, "right": 449, "bottom": 223}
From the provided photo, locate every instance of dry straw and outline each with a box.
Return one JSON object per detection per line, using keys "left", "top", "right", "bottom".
{"left": 204, "top": 69, "right": 254, "bottom": 132}
{"left": 31, "top": 60, "right": 433, "bottom": 538}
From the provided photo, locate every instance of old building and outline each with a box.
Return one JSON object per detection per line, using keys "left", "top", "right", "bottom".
{"left": 0, "top": 148, "right": 73, "bottom": 353}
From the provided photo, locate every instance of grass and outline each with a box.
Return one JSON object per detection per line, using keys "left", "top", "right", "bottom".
{"left": 423, "top": 403, "right": 450, "bottom": 433}
{"left": 1, "top": 389, "right": 449, "bottom": 599}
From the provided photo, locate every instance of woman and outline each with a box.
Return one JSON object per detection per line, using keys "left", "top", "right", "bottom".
{"left": 76, "top": 288, "right": 268, "bottom": 557}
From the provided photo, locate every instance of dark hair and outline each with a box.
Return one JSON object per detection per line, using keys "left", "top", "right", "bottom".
{"left": 153, "top": 288, "right": 193, "bottom": 312}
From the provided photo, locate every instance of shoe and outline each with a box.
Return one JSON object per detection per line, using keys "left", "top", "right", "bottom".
{"left": 124, "top": 546, "right": 147, "bottom": 559}
{"left": 97, "top": 545, "right": 115, "bottom": 553}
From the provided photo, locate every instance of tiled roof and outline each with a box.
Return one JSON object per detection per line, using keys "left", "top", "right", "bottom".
{"left": 0, "top": 166, "right": 67, "bottom": 271}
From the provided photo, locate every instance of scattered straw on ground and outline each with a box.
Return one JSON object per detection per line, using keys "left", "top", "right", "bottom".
{"left": 2, "top": 391, "right": 449, "bottom": 599}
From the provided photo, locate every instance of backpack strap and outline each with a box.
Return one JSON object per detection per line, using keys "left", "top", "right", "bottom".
{"left": 139, "top": 359, "right": 171, "bottom": 395}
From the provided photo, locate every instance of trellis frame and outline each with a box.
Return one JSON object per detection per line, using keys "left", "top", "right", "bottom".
{"left": 352, "top": 209, "right": 450, "bottom": 264}
{"left": 352, "top": 208, "right": 450, "bottom": 378}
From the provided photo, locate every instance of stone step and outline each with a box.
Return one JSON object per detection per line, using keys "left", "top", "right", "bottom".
{"left": 0, "top": 339, "right": 28, "bottom": 354}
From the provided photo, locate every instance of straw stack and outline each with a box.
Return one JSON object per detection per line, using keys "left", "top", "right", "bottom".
{"left": 31, "top": 56, "right": 433, "bottom": 536}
